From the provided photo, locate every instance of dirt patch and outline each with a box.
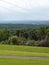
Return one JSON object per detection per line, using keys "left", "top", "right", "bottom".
{"left": 0, "top": 55, "right": 49, "bottom": 60}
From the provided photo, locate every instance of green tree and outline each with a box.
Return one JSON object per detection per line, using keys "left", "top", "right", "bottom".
{"left": 0, "top": 28, "right": 10, "bottom": 42}
{"left": 8, "top": 36, "right": 19, "bottom": 45}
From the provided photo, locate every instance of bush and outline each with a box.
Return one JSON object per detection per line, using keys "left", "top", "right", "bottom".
{"left": 26, "top": 40, "right": 35, "bottom": 46}
{"left": 8, "top": 36, "right": 19, "bottom": 45}
{"left": 0, "top": 41, "right": 5, "bottom": 44}
{"left": 17, "top": 37, "right": 27, "bottom": 45}
{"left": 36, "top": 39, "right": 49, "bottom": 47}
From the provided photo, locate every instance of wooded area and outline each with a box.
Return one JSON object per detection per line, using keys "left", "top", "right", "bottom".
{"left": 0, "top": 24, "right": 49, "bottom": 47}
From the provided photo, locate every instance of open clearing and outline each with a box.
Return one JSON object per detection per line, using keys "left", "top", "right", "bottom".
{"left": 0, "top": 58, "right": 49, "bottom": 65}
{"left": 0, "top": 44, "right": 49, "bottom": 57}
{"left": 0, "top": 44, "right": 49, "bottom": 53}
{"left": 0, "top": 44, "right": 49, "bottom": 65}
{"left": 0, "top": 50, "right": 49, "bottom": 57}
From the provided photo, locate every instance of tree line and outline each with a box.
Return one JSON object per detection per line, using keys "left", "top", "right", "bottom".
{"left": 0, "top": 26, "right": 49, "bottom": 47}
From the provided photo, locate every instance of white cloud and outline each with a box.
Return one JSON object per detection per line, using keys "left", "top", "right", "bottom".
{"left": 0, "top": 0, "right": 49, "bottom": 11}
{"left": 0, "top": 0, "right": 49, "bottom": 20}
{"left": 30, "top": 0, "right": 49, "bottom": 7}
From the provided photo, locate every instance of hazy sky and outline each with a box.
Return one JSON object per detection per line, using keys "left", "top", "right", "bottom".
{"left": 0, "top": 0, "right": 49, "bottom": 21}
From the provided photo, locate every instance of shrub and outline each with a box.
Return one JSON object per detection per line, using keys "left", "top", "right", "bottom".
{"left": 1, "top": 41, "right": 5, "bottom": 44}
{"left": 8, "top": 36, "right": 19, "bottom": 45}
{"left": 36, "top": 39, "right": 49, "bottom": 47}
{"left": 26, "top": 40, "right": 35, "bottom": 46}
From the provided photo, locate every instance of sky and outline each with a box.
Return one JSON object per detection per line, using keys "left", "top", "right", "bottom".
{"left": 0, "top": 0, "right": 49, "bottom": 21}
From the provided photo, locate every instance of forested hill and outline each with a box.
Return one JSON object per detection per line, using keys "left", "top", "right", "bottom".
{"left": 0, "top": 24, "right": 48, "bottom": 31}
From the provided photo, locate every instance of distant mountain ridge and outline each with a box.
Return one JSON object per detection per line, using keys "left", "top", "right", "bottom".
{"left": 32, "top": 21, "right": 49, "bottom": 25}
{"left": 0, "top": 20, "right": 49, "bottom": 25}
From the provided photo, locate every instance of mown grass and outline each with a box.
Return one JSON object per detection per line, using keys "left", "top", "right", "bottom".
{"left": 0, "top": 44, "right": 49, "bottom": 65}
{"left": 0, "top": 50, "right": 49, "bottom": 57}
{"left": 0, "top": 44, "right": 49, "bottom": 57}
{"left": 0, "top": 58, "right": 49, "bottom": 65}
{"left": 0, "top": 44, "right": 49, "bottom": 53}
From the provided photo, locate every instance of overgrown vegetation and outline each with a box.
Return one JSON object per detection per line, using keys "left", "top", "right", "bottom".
{"left": 0, "top": 24, "right": 49, "bottom": 47}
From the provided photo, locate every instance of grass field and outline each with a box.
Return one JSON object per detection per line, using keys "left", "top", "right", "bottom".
{"left": 0, "top": 44, "right": 49, "bottom": 53}
{"left": 0, "top": 50, "right": 49, "bottom": 57}
{"left": 0, "top": 44, "right": 49, "bottom": 57}
{"left": 0, "top": 44, "right": 49, "bottom": 65}
{"left": 0, "top": 58, "right": 49, "bottom": 65}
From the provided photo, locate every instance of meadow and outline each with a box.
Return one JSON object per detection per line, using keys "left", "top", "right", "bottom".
{"left": 0, "top": 44, "right": 49, "bottom": 57}
{"left": 0, "top": 58, "right": 49, "bottom": 65}
{"left": 0, "top": 44, "right": 49, "bottom": 65}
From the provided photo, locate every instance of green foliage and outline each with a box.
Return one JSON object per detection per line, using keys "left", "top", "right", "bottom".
{"left": 0, "top": 25, "right": 49, "bottom": 47}
{"left": 26, "top": 40, "right": 35, "bottom": 46}
{"left": 8, "top": 36, "right": 19, "bottom": 45}
{"left": 0, "top": 28, "right": 10, "bottom": 42}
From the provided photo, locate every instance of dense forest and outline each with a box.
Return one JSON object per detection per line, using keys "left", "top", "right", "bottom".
{"left": 0, "top": 24, "right": 49, "bottom": 47}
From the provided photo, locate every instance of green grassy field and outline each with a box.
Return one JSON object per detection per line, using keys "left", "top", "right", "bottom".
{"left": 0, "top": 50, "right": 49, "bottom": 57}
{"left": 0, "top": 44, "right": 49, "bottom": 65}
{"left": 0, "top": 44, "right": 49, "bottom": 53}
{"left": 0, "top": 44, "right": 49, "bottom": 57}
{"left": 0, "top": 58, "right": 49, "bottom": 65}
